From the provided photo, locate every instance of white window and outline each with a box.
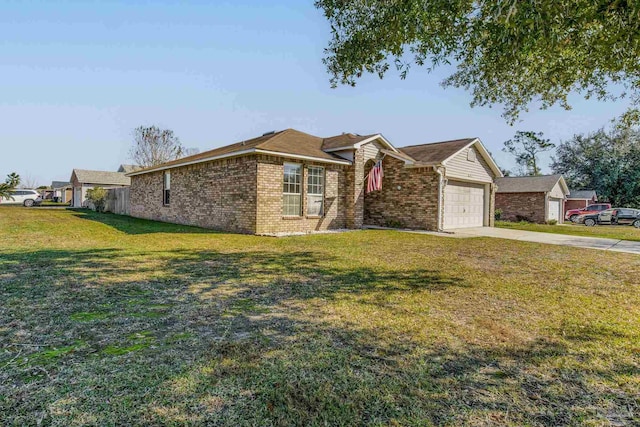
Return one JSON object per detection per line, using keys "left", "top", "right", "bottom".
{"left": 307, "top": 166, "right": 324, "bottom": 216}
{"left": 163, "top": 172, "right": 171, "bottom": 205}
{"left": 282, "top": 163, "right": 301, "bottom": 216}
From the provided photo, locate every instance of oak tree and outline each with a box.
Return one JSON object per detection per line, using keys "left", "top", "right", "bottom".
{"left": 316, "top": 0, "right": 640, "bottom": 123}
{"left": 552, "top": 127, "right": 640, "bottom": 208}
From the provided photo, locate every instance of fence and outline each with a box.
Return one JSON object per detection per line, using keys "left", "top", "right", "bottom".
{"left": 104, "top": 187, "right": 130, "bottom": 215}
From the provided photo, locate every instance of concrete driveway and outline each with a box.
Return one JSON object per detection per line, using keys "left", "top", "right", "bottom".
{"left": 448, "top": 227, "right": 640, "bottom": 254}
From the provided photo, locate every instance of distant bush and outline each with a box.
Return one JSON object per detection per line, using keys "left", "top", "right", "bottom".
{"left": 86, "top": 187, "right": 108, "bottom": 212}
{"left": 515, "top": 215, "right": 532, "bottom": 222}
{"left": 546, "top": 219, "right": 558, "bottom": 225}
{"left": 494, "top": 208, "right": 503, "bottom": 220}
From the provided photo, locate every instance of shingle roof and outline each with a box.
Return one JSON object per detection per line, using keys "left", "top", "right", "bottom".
{"left": 496, "top": 175, "right": 564, "bottom": 193}
{"left": 51, "top": 181, "right": 71, "bottom": 189}
{"left": 72, "top": 169, "right": 131, "bottom": 186}
{"left": 399, "top": 138, "right": 476, "bottom": 164}
{"left": 385, "top": 149, "right": 416, "bottom": 163}
{"left": 118, "top": 164, "right": 142, "bottom": 173}
{"left": 129, "top": 129, "right": 352, "bottom": 176}
{"left": 321, "top": 133, "right": 377, "bottom": 150}
{"left": 568, "top": 189, "right": 597, "bottom": 200}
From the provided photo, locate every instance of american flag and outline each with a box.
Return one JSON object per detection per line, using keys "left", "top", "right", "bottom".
{"left": 366, "top": 160, "right": 384, "bottom": 193}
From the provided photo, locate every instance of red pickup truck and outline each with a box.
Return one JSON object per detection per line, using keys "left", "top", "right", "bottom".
{"left": 565, "top": 203, "right": 612, "bottom": 222}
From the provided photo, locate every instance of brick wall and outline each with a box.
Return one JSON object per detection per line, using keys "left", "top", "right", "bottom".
{"left": 495, "top": 192, "right": 546, "bottom": 223}
{"left": 129, "top": 149, "right": 495, "bottom": 234}
{"left": 129, "top": 156, "right": 257, "bottom": 234}
{"left": 255, "top": 155, "right": 348, "bottom": 234}
{"left": 364, "top": 157, "right": 440, "bottom": 230}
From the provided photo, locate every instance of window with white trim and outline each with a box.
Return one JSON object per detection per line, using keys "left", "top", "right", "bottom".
{"left": 282, "top": 163, "right": 302, "bottom": 216}
{"left": 163, "top": 172, "right": 171, "bottom": 205}
{"left": 306, "top": 166, "right": 324, "bottom": 216}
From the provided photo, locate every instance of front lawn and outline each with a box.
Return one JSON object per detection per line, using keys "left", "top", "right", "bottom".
{"left": 1, "top": 207, "right": 639, "bottom": 426}
{"left": 497, "top": 220, "right": 640, "bottom": 242}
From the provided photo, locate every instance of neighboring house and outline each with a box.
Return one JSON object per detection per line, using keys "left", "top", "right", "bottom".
{"left": 495, "top": 174, "right": 570, "bottom": 223}
{"left": 126, "top": 129, "right": 502, "bottom": 234}
{"left": 117, "top": 164, "right": 142, "bottom": 174}
{"left": 39, "top": 189, "right": 54, "bottom": 200}
{"left": 69, "top": 169, "right": 131, "bottom": 207}
{"left": 565, "top": 190, "right": 598, "bottom": 214}
{"left": 51, "top": 181, "right": 73, "bottom": 203}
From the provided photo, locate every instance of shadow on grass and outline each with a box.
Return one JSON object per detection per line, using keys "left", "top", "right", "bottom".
{"left": 67, "top": 208, "right": 220, "bottom": 235}
{"left": 0, "top": 246, "right": 637, "bottom": 426}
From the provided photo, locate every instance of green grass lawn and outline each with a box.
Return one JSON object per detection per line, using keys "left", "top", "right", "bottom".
{"left": 1, "top": 207, "right": 639, "bottom": 426}
{"left": 497, "top": 220, "right": 640, "bottom": 242}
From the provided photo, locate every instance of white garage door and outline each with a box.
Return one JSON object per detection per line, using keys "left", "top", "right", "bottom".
{"left": 443, "top": 181, "right": 486, "bottom": 229}
{"left": 548, "top": 199, "right": 561, "bottom": 222}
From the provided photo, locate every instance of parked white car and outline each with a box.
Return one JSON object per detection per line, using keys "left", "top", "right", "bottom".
{"left": 0, "top": 189, "right": 43, "bottom": 207}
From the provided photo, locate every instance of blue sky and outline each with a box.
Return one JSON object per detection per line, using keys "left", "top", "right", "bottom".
{"left": 0, "top": 0, "right": 630, "bottom": 185}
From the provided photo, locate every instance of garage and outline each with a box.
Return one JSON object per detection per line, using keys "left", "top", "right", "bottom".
{"left": 495, "top": 175, "right": 570, "bottom": 224}
{"left": 443, "top": 180, "right": 486, "bottom": 229}
{"left": 547, "top": 199, "right": 561, "bottom": 222}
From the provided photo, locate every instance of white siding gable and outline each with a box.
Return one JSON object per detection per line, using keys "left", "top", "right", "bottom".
{"left": 362, "top": 141, "right": 384, "bottom": 162}
{"left": 549, "top": 181, "right": 567, "bottom": 199}
{"left": 444, "top": 144, "right": 495, "bottom": 183}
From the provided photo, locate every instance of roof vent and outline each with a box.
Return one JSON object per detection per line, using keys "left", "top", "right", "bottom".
{"left": 262, "top": 130, "right": 276, "bottom": 136}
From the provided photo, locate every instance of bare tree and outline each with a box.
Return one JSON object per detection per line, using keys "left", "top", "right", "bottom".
{"left": 19, "top": 173, "right": 38, "bottom": 189}
{"left": 183, "top": 147, "right": 200, "bottom": 156}
{"left": 129, "top": 126, "right": 185, "bottom": 167}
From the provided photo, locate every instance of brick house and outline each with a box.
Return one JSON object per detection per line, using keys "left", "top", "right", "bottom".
{"left": 495, "top": 174, "right": 570, "bottom": 223}
{"left": 565, "top": 190, "right": 598, "bottom": 216}
{"left": 126, "top": 129, "right": 502, "bottom": 234}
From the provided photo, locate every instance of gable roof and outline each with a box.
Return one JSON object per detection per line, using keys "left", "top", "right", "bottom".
{"left": 128, "top": 129, "right": 354, "bottom": 176}
{"left": 118, "top": 164, "right": 142, "bottom": 173}
{"left": 322, "top": 133, "right": 377, "bottom": 151}
{"left": 71, "top": 169, "right": 131, "bottom": 186}
{"left": 398, "top": 137, "right": 503, "bottom": 177}
{"left": 51, "top": 181, "right": 71, "bottom": 189}
{"left": 125, "top": 128, "right": 501, "bottom": 178}
{"left": 321, "top": 133, "right": 398, "bottom": 152}
{"left": 568, "top": 189, "right": 597, "bottom": 200}
{"left": 496, "top": 174, "right": 567, "bottom": 194}
{"left": 400, "top": 138, "right": 476, "bottom": 164}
